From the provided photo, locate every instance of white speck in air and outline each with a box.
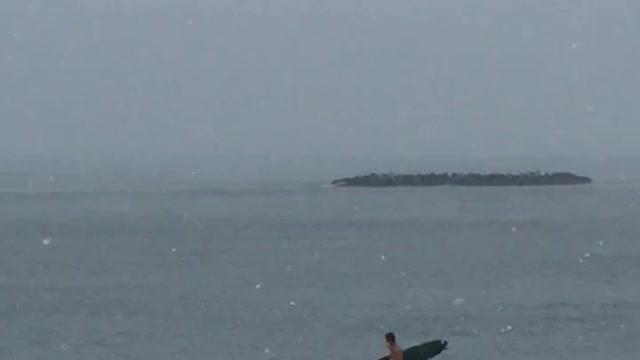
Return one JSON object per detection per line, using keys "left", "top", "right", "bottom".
{"left": 42, "top": 237, "right": 52, "bottom": 245}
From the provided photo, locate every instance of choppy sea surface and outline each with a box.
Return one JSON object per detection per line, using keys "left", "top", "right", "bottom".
{"left": 1, "top": 177, "right": 639, "bottom": 359}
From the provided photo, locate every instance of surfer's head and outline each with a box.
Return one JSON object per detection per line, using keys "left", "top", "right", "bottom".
{"left": 385, "top": 332, "right": 396, "bottom": 345}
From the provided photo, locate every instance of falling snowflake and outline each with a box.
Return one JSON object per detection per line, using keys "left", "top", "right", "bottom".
{"left": 453, "top": 298, "right": 465, "bottom": 306}
{"left": 511, "top": 226, "right": 518, "bottom": 233}
{"left": 500, "top": 325, "right": 513, "bottom": 333}
{"left": 171, "top": 248, "right": 177, "bottom": 253}
{"left": 256, "top": 284, "right": 262, "bottom": 289}
{"left": 380, "top": 255, "right": 386, "bottom": 260}
{"left": 42, "top": 237, "right": 52, "bottom": 245}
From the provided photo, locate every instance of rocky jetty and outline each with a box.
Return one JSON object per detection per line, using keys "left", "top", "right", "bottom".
{"left": 331, "top": 171, "right": 591, "bottom": 187}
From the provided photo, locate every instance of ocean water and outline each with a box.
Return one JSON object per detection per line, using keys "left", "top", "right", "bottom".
{"left": 1, "top": 179, "right": 639, "bottom": 359}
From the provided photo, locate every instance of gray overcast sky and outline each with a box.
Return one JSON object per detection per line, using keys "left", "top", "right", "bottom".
{"left": 1, "top": 0, "right": 639, "bottom": 180}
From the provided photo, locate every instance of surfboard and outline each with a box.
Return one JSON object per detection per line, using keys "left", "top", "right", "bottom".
{"left": 377, "top": 340, "right": 448, "bottom": 360}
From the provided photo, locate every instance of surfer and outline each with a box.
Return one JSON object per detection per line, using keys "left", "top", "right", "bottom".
{"left": 385, "top": 332, "right": 403, "bottom": 360}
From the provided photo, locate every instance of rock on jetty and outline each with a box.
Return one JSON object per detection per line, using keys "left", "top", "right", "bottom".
{"left": 331, "top": 171, "right": 592, "bottom": 187}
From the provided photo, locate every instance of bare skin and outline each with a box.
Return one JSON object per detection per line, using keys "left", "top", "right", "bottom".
{"left": 387, "top": 342, "right": 403, "bottom": 360}
{"left": 384, "top": 333, "right": 403, "bottom": 360}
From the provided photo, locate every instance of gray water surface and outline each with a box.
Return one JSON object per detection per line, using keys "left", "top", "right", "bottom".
{"left": 1, "top": 181, "right": 639, "bottom": 359}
